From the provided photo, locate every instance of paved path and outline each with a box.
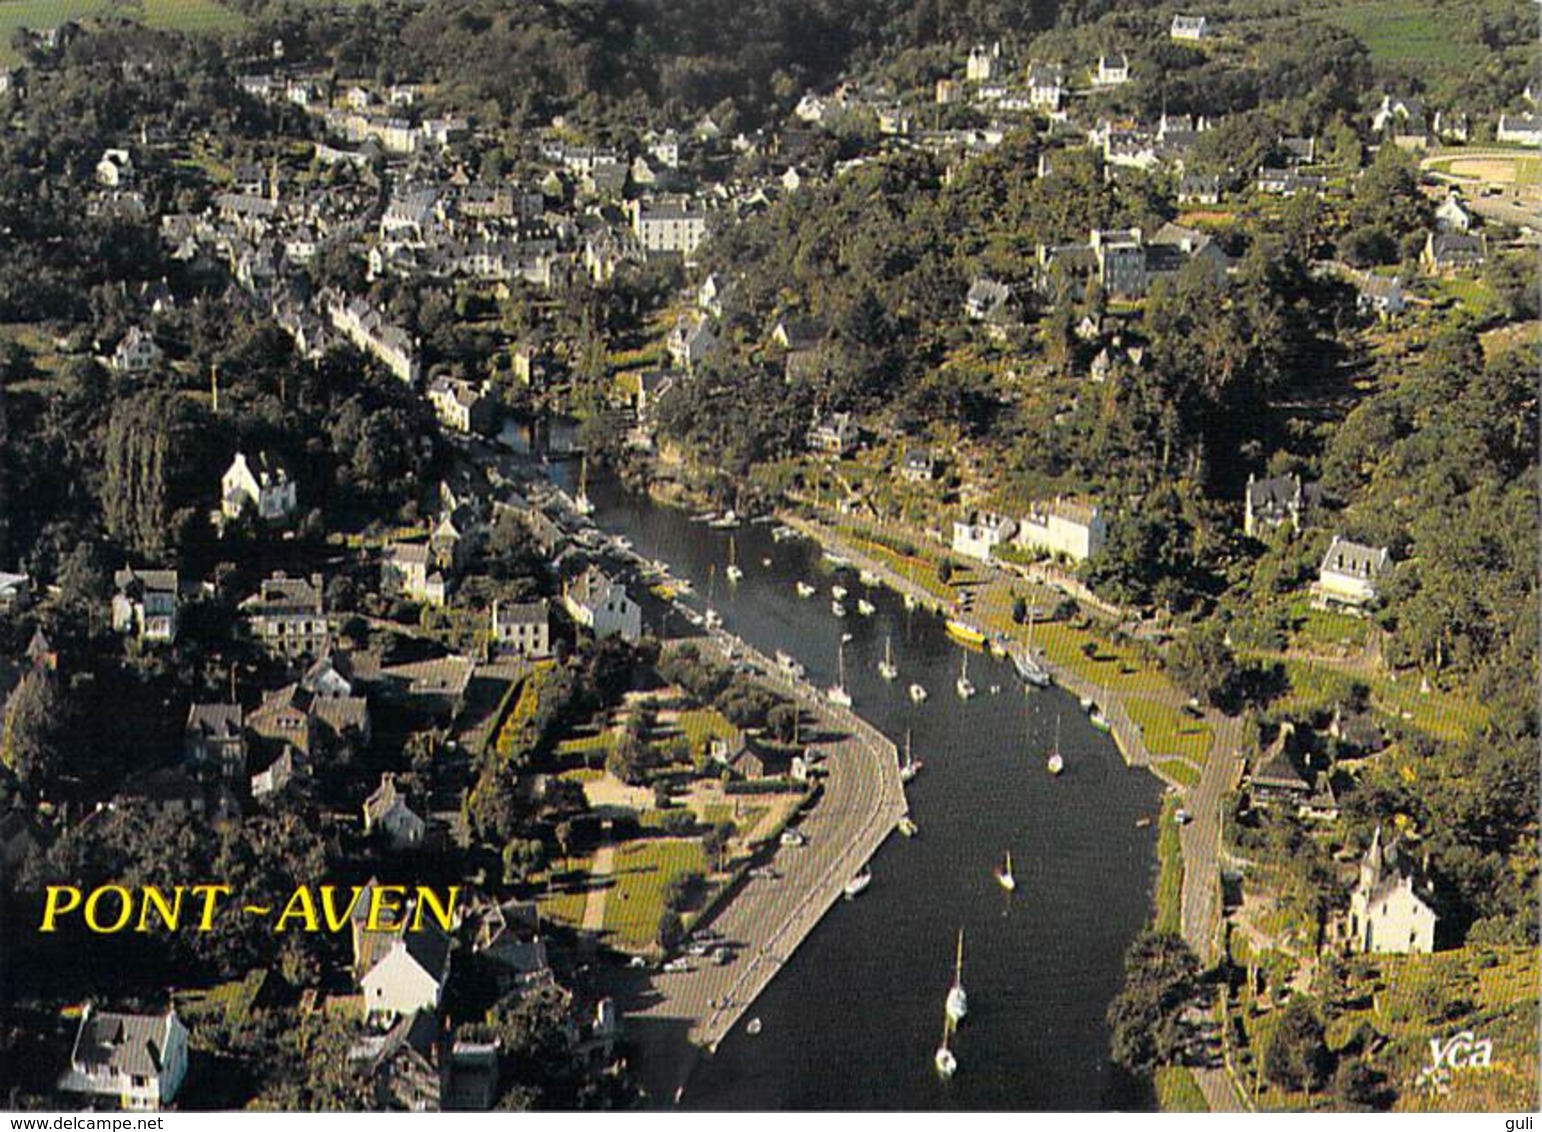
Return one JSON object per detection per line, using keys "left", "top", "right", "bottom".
{"left": 1193, "top": 1065, "right": 1247, "bottom": 1112}
{"left": 581, "top": 844, "right": 615, "bottom": 933}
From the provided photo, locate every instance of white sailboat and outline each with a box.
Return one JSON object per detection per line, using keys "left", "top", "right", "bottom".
{"left": 573, "top": 456, "right": 595, "bottom": 516}
{"left": 857, "top": 598, "right": 876, "bottom": 616}
{"left": 831, "top": 584, "right": 848, "bottom": 601}
{"left": 1047, "top": 712, "right": 1065, "bottom": 776}
{"left": 878, "top": 635, "right": 899, "bottom": 681}
{"left": 900, "top": 729, "right": 923, "bottom": 782}
{"left": 935, "top": 1023, "right": 957, "bottom": 1079}
{"left": 909, "top": 682, "right": 928, "bottom": 704}
{"left": 843, "top": 869, "right": 872, "bottom": 897}
{"left": 725, "top": 535, "right": 744, "bottom": 583}
{"left": 827, "top": 637, "right": 853, "bottom": 707}
{"left": 945, "top": 928, "right": 968, "bottom": 1024}
{"left": 796, "top": 581, "right": 816, "bottom": 598}
{"left": 831, "top": 599, "right": 848, "bottom": 618}
{"left": 703, "top": 564, "right": 722, "bottom": 629}
{"left": 995, "top": 849, "right": 1016, "bottom": 891}
{"left": 1014, "top": 607, "right": 1052, "bottom": 688}
{"left": 955, "top": 652, "right": 976, "bottom": 700}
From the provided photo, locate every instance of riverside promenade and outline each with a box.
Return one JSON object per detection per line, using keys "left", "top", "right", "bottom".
{"left": 628, "top": 620, "right": 909, "bottom": 1094}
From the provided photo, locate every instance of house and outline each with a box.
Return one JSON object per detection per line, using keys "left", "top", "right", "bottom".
{"left": 770, "top": 315, "right": 825, "bottom": 353}
{"left": 183, "top": 703, "right": 246, "bottom": 780}
{"left": 426, "top": 375, "right": 490, "bottom": 434}
{"left": 116, "top": 767, "right": 238, "bottom": 821}
{"left": 469, "top": 898, "right": 555, "bottom": 1000}
{"left": 1017, "top": 498, "right": 1107, "bottom": 563}
{"left": 1170, "top": 14, "right": 1209, "bottom": 41}
{"left": 110, "top": 327, "right": 163, "bottom": 374}
{"left": 1355, "top": 274, "right": 1405, "bottom": 320}
{"left": 0, "top": 570, "right": 28, "bottom": 608}
{"left": 111, "top": 568, "right": 180, "bottom": 644}
{"left": 1248, "top": 722, "right": 1337, "bottom": 819}
{"left": 57, "top": 1006, "right": 189, "bottom": 1111}
{"left": 1434, "top": 192, "right": 1472, "bottom": 234}
{"left": 1090, "top": 227, "right": 1147, "bottom": 298}
{"left": 95, "top": 148, "right": 136, "bottom": 188}
{"left": 250, "top": 746, "right": 308, "bottom": 799}
{"left": 964, "top": 277, "right": 1013, "bottom": 322}
{"left": 666, "top": 315, "right": 716, "bottom": 373}
{"left": 1177, "top": 173, "right": 1221, "bottom": 205}
{"left": 1496, "top": 111, "right": 1542, "bottom": 147}
{"left": 697, "top": 272, "right": 732, "bottom": 319}
{"left": 248, "top": 682, "right": 371, "bottom": 756}
{"left": 966, "top": 42, "right": 1003, "bottom": 83}
{"left": 302, "top": 649, "right": 358, "bottom": 699}
{"left": 363, "top": 772, "right": 426, "bottom": 848}
{"left": 807, "top": 411, "right": 859, "bottom": 456}
{"left": 240, "top": 573, "right": 330, "bottom": 659}
{"left": 1421, "top": 231, "right": 1485, "bottom": 273}
{"left": 562, "top": 566, "right": 642, "bottom": 642}
{"left": 1346, "top": 827, "right": 1437, "bottom": 954}
{"left": 350, "top": 1010, "right": 444, "bottom": 1111}
{"left": 357, "top": 912, "right": 452, "bottom": 1019}
{"left": 1244, "top": 472, "right": 1320, "bottom": 537}
{"left": 951, "top": 511, "right": 1017, "bottom": 563}
{"left": 900, "top": 446, "right": 938, "bottom": 483}
{"left": 381, "top": 543, "right": 447, "bottom": 607}
{"left": 1313, "top": 536, "right": 1390, "bottom": 611}
{"left": 490, "top": 599, "right": 551, "bottom": 658}
{"left": 630, "top": 198, "right": 709, "bottom": 259}
{"left": 221, "top": 451, "right": 297, "bottom": 523}
{"left": 1026, "top": 62, "right": 1066, "bottom": 111}
{"left": 1091, "top": 54, "right": 1130, "bottom": 87}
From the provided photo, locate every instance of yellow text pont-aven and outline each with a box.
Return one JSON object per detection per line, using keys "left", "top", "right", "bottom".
{"left": 38, "top": 884, "right": 460, "bottom": 934}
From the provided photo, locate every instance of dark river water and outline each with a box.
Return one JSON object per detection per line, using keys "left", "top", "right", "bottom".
{"left": 542, "top": 449, "right": 1163, "bottom": 1110}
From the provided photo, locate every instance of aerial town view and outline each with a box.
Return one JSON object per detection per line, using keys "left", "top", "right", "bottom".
{"left": 0, "top": 0, "right": 1535, "bottom": 1118}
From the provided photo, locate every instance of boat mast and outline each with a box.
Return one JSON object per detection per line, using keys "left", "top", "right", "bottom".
{"left": 954, "top": 927, "right": 964, "bottom": 987}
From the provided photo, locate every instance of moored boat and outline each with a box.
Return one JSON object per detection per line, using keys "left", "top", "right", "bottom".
{"left": 945, "top": 619, "right": 987, "bottom": 647}
{"left": 796, "top": 581, "right": 816, "bottom": 598}
{"left": 843, "top": 869, "right": 872, "bottom": 898}
{"left": 909, "top": 682, "right": 928, "bottom": 704}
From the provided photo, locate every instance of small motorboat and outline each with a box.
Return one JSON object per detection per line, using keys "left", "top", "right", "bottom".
{"left": 746, "top": 1018, "right": 763, "bottom": 1036}
{"left": 1089, "top": 709, "right": 1112, "bottom": 733}
{"left": 831, "top": 600, "right": 848, "bottom": 618}
{"left": 859, "top": 569, "right": 880, "bottom": 585}
{"left": 761, "top": 557, "right": 772, "bottom": 567}
{"left": 935, "top": 1043, "right": 957, "bottom": 1079}
{"left": 1079, "top": 695, "right": 1095, "bottom": 712}
{"left": 956, "top": 654, "right": 976, "bottom": 700}
{"left": 843, "top": 870, "right": 872, "bottom": 898}
{"left": 831, "top": 585, "right": 848, "bottom": 600}
{"left": 898, "top": 816, "right": 919, "bottom": 837}
{"left": 903, "top": 593, "right": 918, "bottom": 611}
{"left": 995, "top": 850, "right": 1016, "bottom": 892}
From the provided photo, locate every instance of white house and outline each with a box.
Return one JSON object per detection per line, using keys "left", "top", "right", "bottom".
{"left": 358, "top": 921, "right": 452, "bottom": 1020}
{"left": 631, "top": 198, "right": 709, "bottom": 259}
{"left": 57, "top": 1006, "right": 189, "bottom": 1111}
{"left": 381, "top": 543, "right": 445, "bottom": 607}
{"left": 221, "top": 451, "right": 297, "bottom": 523}
{"left": 363, "top": 773, "right": 426, "bottom": 848}
{"left": 667, "top": 315, "right": 716, "bottom": 373}
{"left": 1026, "top": 62, "right": 1066, "bottom": 111}
{"left": 1356, "top": 274, "right": 1405, "bottom": 320}
{"left": 1017, "top": 498, "right": 1107, "bottom": 563}
{"left": 1313, "top": 536, "right": 1390, "bottom": 611}
{"left": 1496, "top": 111, "right": 1542, "bottom": 147}
{"left": 490, "top": 599, "right": 551, "bottom": 658}
{"left": 95, "top": 148, "right": 136, "bottom": 188}
{"left": 426, "top": 375, "right": 488, "bottom": 434}
{"left": 952, "top": 511, "right": 1018, "bottom": 563}
{"left": 1433, "top": 192, "right": 1472, "bottom": 234}
{"left": 562, "top": 566, "right": 642, "bottom": 642}
{"left": 1170, "top": 14, "right": 1209, "bottom": 41}
{"left": 966, "top": 42, "right": 1003, "bottom": 83}
{"left": 1091, "top": 54, "right": 1130, "bottom": 87}
{"left": 110, "top": 327, "right": 163, "bottom": 374}
{"left": 1346, "top": 827, "right": 1438, "bottom": 954}
{"left": 111, "top": 568, "right": 180, "bottom": 644}
{"left": 806, "top": 411, "right": 859, "bottom": 456}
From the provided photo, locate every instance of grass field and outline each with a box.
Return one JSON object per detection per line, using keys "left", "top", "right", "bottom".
{"left": 1154, "top": 795, "right": 1184, "bottom": 935}
{"left": 1316, "top": 1, "right": 1495, "bottom": 69}
{"left": 603, "top": 837, "right": 707, "bottom": 950}
{"left": 1127, "top": 697, "right": 1213, "bottom": 764}
{"left": 674, "top": 708, "right": 738, "bottom": 761}
{"left": 0, "top": 0, "right": 245, "bottom": 64}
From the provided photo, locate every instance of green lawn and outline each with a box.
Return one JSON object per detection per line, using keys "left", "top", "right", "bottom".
{"left": 1127, "top": 697, "right": 1213, "bottom": 764}
{"left": 1276, "top": 657, "right": 1487, "bottom": 743}
{"left": 1155, "top": 796, "right": 1184, "bottom": 935}
{"left": 602, "top": 837, "right": 707, "bottom": 950}
{"left": 674, "top": 708, "right": 738, "bottom": 761}
{"left": 534, "top": 853, "right": 594, "bottom": 929}
{"left": 1316, "top": 0, "right": 1497, "bottom": 69}
{"left": 1155, "top": 1066, "right": 1209, "bottom": 1112}
{"left": 0, "top": 0, "right": 245, "bottom": 64}
{"left": 1155, "top": 757, "right": 1201, "bottom": 788}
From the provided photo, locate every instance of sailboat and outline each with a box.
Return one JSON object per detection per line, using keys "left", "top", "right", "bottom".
{"left": 725, "top": 536, "right": 744, "bottom": 583}
{"left": 573, "top": 456, "right": 595, "bottom": 516}
{"left": 1014, "top": 607, "right": 1052, "bottom": 688}
{"left": 831, "top": 599, "right": 848, "bottom": 618}
{"left": 878, "top": 635, "right": 899, "bottom": 681}
{"left": 956, "top": 652, "right": 976, "bottom": 700}
{"left": 934, "top": 1022, "right": 958, "bottom": 1079}
{"left": 909, "top": 682, "right": 928, "bottom": 704}
{"left": 831, "top": 584, "right": 848, "bottom": 601}
{"left": 843, "top": 869, "right": 872, "bottom": 897}
{"left": 995, "top": 850, "right": 1016, "bottom": 891}
{"left": 703, "top": 564, "right": 722, "bottom": 629}
{"left": 1047, "top": 712, "right": 1065, "bottom": 776}
{"left": 857, "top": 598, "right": 876, "bottom": 616}
{"left": 796, "top": 581, "right": 816, "bottom": 598}
{"left": 944, "top": 928, "right": 968, "bottom": 1024}
{"left": 900, "top": 729, "right": 923, "bottom": 782}
{"left": 827, "top": 637, "right": 852, "bottom": 707}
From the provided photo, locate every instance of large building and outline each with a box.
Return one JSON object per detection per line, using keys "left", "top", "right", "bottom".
{"left": 57, "top": 1006, "right": 189, "bottom": 1111}
{"left": 491, "top": 599, "right": 551, "bottom": 658}
{"left": 1016, "top": 498, "right": 1107, "bottom": 563}
{"left": 562, "top": 566, "right": 641, "bottom": 642}
{"left": 630, "top": 198, "right": 709, "bottom": 259}
{"left": 1346, "top": 827, "right": 1438, "bottom": 954}
{"left": 222, "top": 451, "right": 297, "bottom": 523}
{"left": 1313, "top": 536, "right": 1390, "bottom": 611}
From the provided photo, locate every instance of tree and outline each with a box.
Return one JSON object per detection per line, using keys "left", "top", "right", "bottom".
{"left": 1107, "top": 931, "right": 1200, "bottom": 1075}
{"left": 656, "top": 909, "right": 684, "bottom": 951}
{"left": 702, "top": 821, "right": 733, "bottom": 872}
{"left": 502, "top": 837, "right": 546, "bottom": 885}
{"left": 1263, "top": 998, "right": 1331, "bottom": 1092}
{"left": 0, "top": 670, "right": 64, "bottom": 791}
{"left": 1167, "top": 624, "right": 1240, "bottom": 708}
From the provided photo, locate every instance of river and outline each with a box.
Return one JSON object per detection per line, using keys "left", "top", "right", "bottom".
{"left": 543, "top": 454, "right": 1163, "bottom": 1110}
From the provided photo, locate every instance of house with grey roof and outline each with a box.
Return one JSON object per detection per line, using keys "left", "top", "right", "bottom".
{"left": 1346, "top": 827, "right": 1437, "bottom": 954}
{"left": 562, "top": 566, "right": 641, "bottom": 642}
{"left": 184, "top": 703, "right": 246, "bottom": 780}
{"left": 491, "top": 598, "right": 551, "bottom": 658}
{"left": 111, "top": 568, "right": 180, "bottom": 644}
{"left": 1313, "top": 536, "right": 1390, "bottom": 612}
{"left": 1244, "top": 472, "right": 1320, "bottom": 537}
{"left": 58, "top": 1006, "right": 189, "bottom": 1111}
{"left": 364, "top": 772, "right": 426, "bottom": 849}
{"left": 357, "top": 907, "right": 452, "bottom": 1019}
{"left": 240, "top": 573, "right": 330, "bottom": 659}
